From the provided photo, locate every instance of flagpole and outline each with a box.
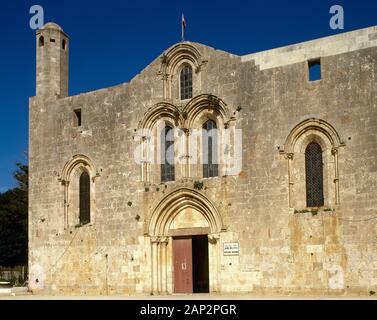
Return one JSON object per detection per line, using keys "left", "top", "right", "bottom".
{"left": 181, "top": 14, "right": 185, "bottom": 42}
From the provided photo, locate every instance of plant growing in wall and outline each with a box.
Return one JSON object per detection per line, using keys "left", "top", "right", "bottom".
{"left": 193, "top": 181, "right": 204, "bottom": 190}
{"left": 311, "top": 208, "right": 319, "bottom": 216}
{"left": 294, "top": 207, "right": 333, "bottom": 216}
{"left": 208, "top": 94, "right": 220, "bottom": 104}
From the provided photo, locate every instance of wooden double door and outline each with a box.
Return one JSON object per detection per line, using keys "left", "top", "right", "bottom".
{"left": 172, "top": 235, "right": 209, "bottom": 294}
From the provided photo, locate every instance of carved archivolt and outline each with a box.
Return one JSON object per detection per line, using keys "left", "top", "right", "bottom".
{"left": 283, "top": 118, "right": 345, "bottom": 154}
{"left": 182, "top": 94, "right": 234, "bottom": 128}
{"left": 160, "top": 42, "right": 203, "bottom": 76}
{"left": 137, "top": 102, "right": 184, "bottom": 130}
{"left": 158, "top": 42, "right": 207, "bottom": 100}
{"left": 138, "top": 94, "right": 235, "bottom": 131}
{"left": 60, "top": 154, "right": 96, "bottom": 183}
{"left": 146, "top": 187, "right": 225, "bottom": 236}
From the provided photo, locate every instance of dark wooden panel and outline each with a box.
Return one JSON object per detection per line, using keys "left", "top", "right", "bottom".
{"left": 193, "top": 235, "right": 209, "bottom": 293}
{"left": 173, "top": 237, "right": 193, "bottom": 293}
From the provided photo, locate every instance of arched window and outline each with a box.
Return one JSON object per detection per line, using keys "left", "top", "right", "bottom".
{"left": 79, "top": 171, "right": 91, "bottom": 224}
{"left": 203, "top": 120, "right": 218, "bottom": 178}
{"left": 161, "top": 126, "right": 175, "bottom": 182}
{"left": 180, "top": 65, "right": 193, "bottom": 100}
{"left": 305, "top": 142, "right": 324, "bottom": 207}
{"left": 62, "top": 39, "right": 66, "bottom": 50}
{"left": 39, "top": 36, "right": 44, "bottom": 47}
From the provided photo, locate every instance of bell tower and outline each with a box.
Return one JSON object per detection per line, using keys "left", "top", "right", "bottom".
{"left": 36, "top": 22, "right": 69, "bottom": 99}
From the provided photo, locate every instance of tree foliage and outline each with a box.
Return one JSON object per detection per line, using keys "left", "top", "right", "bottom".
{"left": 0, "top": 163, "right": 28, "bottom": 267}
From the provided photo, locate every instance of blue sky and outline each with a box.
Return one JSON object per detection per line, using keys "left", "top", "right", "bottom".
{"left": 0, "top": 0, "right": 376, "bottom": 192}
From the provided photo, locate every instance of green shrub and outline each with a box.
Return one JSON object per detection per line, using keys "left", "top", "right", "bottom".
{"left": 193, "top": 181, "right": 204, "bottom": 190}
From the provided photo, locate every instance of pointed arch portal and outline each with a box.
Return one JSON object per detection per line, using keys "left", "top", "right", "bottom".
{"left": 146, "top": 188, "right": 225, "bottom": 295}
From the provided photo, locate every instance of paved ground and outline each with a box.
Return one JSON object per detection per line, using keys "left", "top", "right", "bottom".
{"left": 1, "top": 293, "right": 377, "bottom": 300}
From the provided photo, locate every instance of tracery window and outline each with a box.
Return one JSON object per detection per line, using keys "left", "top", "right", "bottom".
{"left": 202, "top": 120, "right": 218, "bottom": 178}
{"left": 305, "top": 142, "right": 324, "bottom": 207}
{"left": 180, "top": 65, "right": 193, "bottom": 100}
{"left": 79, "top": 171, "right": 91, "bottom": 224}
{"left": 161, "top": 126, "right": 175, "bottom": 182}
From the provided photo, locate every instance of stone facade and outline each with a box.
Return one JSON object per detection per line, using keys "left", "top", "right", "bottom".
{"left": 29, "top": 23, "right": 377, "bottom": 295}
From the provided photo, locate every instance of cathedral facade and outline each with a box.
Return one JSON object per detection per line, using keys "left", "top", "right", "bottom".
{"left": 29, "top": 23, "right": 377, "bottom": 295}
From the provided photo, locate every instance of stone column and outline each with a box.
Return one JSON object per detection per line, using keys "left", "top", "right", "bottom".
{"left": 140, "top": 137, "right": 146, "bottom": 182}
{"left": 208, "top": 234, "right": 220, "bottom": 293}
{"left": 157, "top": 240, "right": 162, "bottom": 294}
{"left": 185, "top": 129, "right": 191, "bottom": 178}
{"left": 332, "top": 147, "right": 340, "bottom": 204}
{"left": 162, "top": 74, "right": 168, "bottom": 100}
{"left": 61, "top": 180, "right": 69, "bottom": 228}
{"left": 167, "top": 75, "right": 172, "bottom": 100}
{"left": 145, "top": 136, "right": 151, "bottom": 184}
{"left": 160, "top": 237, "right": 169, "bottom": 294}
{"left": 141, "top": 136, "right": 152, "bottom": 184}
{"left": 150, "top": 237, "right": 159, "bottom": 295}
{"left": 286, "top": 153, "right": 294, "bottom": 208}
{"left": 222, "top": 125, "right": 230, "bottom": 177}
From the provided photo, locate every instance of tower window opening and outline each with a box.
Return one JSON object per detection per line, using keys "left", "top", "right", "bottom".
{"left": 308, "top": 59, "right": 321, "bottom": 81}
{"left": 39, "top": 36, "right": 44, "bottom": 47}
{"left": 62, "top": 39, "right": 66, "bottom": 50}
{"left": 74, "top": 109, "right": 82, "bottom": 127}
{"left": 50, "top": 38, "right": 56, "bottom": 43}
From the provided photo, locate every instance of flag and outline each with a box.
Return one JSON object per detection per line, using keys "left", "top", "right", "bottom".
{"left": 182, "top": 14, "right": 186, "bottom": 29}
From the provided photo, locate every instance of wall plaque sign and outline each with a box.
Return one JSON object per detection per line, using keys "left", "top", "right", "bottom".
{"left": 223, "top": 242, "right": 239, "bottom": 256}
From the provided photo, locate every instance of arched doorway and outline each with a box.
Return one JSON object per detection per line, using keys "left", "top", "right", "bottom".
{"left": 147, "top": 188, "right": 224, "bottom": 295}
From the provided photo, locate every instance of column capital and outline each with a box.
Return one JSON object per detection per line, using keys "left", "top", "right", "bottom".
{"left": 150, "top": 236, "right": 160, "bottom": 244}
{"left": 58, "top": 178, "right": 69, "bottom": 186}
{"left": 160, "top": 237, "right": 169, "bottom": 245}
{"left": 208, "top": 233, "right": 220, "bottom": 244}
{"left": 182, "top": 128, "right": 191, "bottom": 136}
{"left": 331, "top": 147, "right": 338, "bottom": 155}
{"left": 285, "top": 153, "right": 294, "bottom": 160}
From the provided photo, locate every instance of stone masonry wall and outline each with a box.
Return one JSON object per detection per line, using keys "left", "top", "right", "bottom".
{"left": 29, "top": 27, "right": 377, "bottom": 295}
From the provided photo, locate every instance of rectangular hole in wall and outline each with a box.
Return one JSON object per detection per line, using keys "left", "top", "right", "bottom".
{"left": 308, "top": 58, "right": 321, "bottom": 82}
{"left": 50, "top": 38, "right": 56, "bottom": 43}
{"left": 74, "top": 109, "right": 82, "bottom": 127}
